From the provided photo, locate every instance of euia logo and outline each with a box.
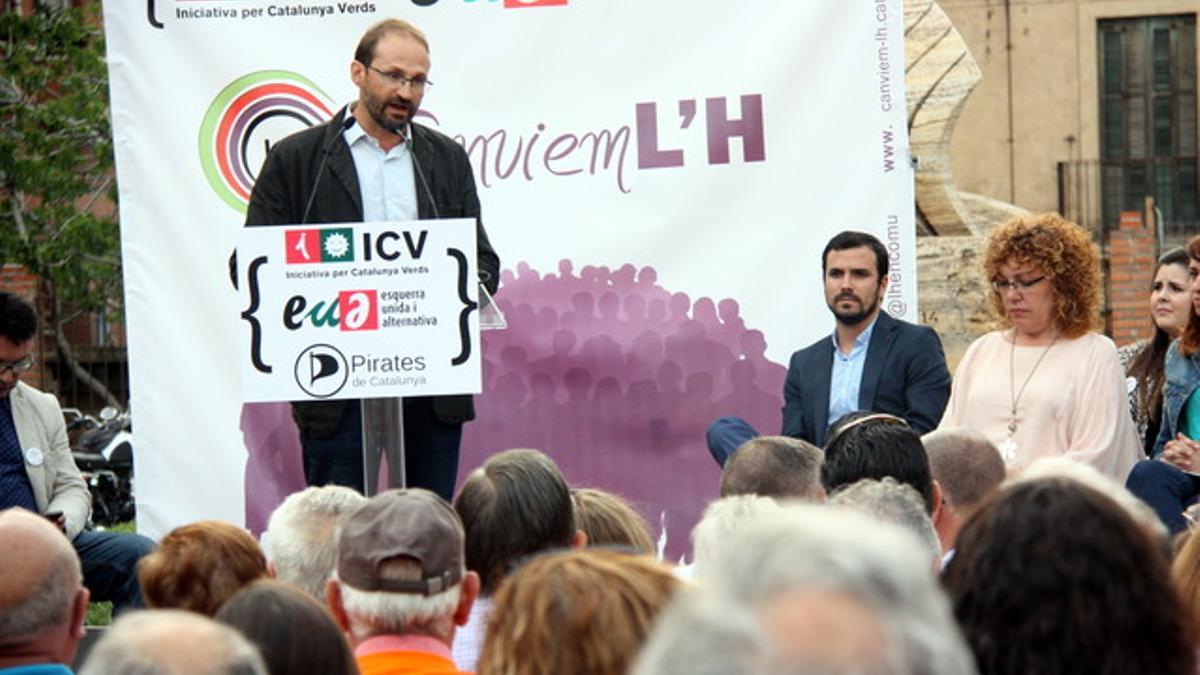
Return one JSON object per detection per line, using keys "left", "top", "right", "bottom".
{"left": 339, "top": 290, "right": 379, "bottom": 331}
{"left": 286, "top": 228, "right": 355, "bottom": 264}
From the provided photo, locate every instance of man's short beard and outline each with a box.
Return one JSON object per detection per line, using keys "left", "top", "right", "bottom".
{"left": 830, "top": 296, "right": 881, "bottom": 326}
{"left": 369, "top": 105, "right": 408, "bottom": 137}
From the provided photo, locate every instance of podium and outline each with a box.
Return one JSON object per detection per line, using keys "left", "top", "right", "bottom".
{"left": 237, "top": 219, "right": 500, "bottom": 496}
{"left": 361, "top": 282, "right": 505, "bottom": 496}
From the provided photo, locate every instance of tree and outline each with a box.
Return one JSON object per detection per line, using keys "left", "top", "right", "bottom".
{"left": 0, "top": 3, "right": 122, "bottom": 407}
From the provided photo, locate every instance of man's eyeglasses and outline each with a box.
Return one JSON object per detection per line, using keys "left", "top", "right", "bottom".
{"left": 991, "top": 276, "right": 1046, "bottom": 293}
{"left": 363, "top": 64, "right": 432, "bottom": 92}
{"left": 0, "top": 355, "right": 34, "bottom": 377}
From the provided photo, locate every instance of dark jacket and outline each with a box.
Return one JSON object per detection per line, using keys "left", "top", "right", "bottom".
{"left": 245, "top": 108, "right": 500, "bottom": 435}
{"left": 780, "top": 311, "right": 951, "bottom": 446}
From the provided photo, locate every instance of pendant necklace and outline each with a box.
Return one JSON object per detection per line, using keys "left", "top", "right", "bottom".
{"left": 1000, "top": 330, "right": 1059, "bottom": 464}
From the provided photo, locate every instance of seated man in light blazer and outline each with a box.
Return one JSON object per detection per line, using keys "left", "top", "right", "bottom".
{"left": 0, "top": 291, "right": 153, "bottom": 615}
{"left": 707, "top": 231, "right": 951, "bottom": 462}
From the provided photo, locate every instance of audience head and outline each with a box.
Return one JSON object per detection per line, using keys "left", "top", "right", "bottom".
{"left": 640, "top": 504, "right": 975, "bottom": 675}
{"left": 570, "top": 488, "right": 654, "bottom": 554}
{"left": 1172, "top": 530, "right": 1200, "bottom": 643}
{"left": 216, "top": 580, "right": 358, "bottom": 675}
{"left": 823, "top": 412, "right": 936, "bottom": 512}
{"left": 922, "top": 428, "right": 1005, "bottom": 551}
{"left": 263, "top": 485, "right": 366, "bottom": 599}
{"left": 478, "top": 549, "right": 679, "bottom": 675}
{"left": 138, "top": 520, "right": 268, "bottom": 616}
{"left": 327, "top": 488, "right": 478, "bottom": 646}
{"left": 453, "top": 448, "right": 577, "bottom": 595}
{"left": 943, "top": 478, "right": 1193, "bottom": 675}
{"left": 829, "top": 477, "right": 941, "bottom": 566}
{"left": 80, "top": 609, "right": 268, "bottom": 675}
{"left": 0, "top": 508, "right": 89, "bottom": 667}
{"left": 1016, "top": 456, "right": 1167, "bottom": 540}
{"left": 631, "top": 591, "right": 782, "bottom": 675}
{"left": 719, "top": 435, "right": 824, "bottom": 500}
{"left": 690, "top": 495, "right": 785, "bottom": 579}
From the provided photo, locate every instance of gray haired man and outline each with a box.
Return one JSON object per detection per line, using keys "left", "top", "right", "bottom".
{"left": 263, "top": 485, "right": 366, "bottom": 599}
{"left": 325, "top": 488, "right": 479, "bottom": 675}
{"left": 79, "top": 610, "right": 267, "bottom": 675}
{"left": 0, "top": 508, "right": 89, "bottom": 673}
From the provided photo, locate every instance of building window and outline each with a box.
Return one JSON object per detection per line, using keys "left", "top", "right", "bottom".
{"left": 1098, "top": 14, "right": 1197, "bottom": 235}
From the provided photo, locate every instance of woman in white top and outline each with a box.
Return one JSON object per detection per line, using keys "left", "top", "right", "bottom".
{"left": 939, "top": 213, "right": 1141, "bottom": 480}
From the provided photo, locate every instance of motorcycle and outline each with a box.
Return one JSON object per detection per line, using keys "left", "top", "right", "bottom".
{"left": 66, "top": 406, "right": 136, "bottom": 528}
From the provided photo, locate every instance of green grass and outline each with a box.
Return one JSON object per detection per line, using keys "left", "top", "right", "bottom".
{"left": 85, "top": 520, "right": 137, "bottom": 627}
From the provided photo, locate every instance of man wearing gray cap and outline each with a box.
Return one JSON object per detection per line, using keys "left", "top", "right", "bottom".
{"left": 326, "top": 488, "right": 480, "bottom": 675}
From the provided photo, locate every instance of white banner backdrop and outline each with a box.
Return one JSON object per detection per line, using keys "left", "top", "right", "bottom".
{"left": 103, "top": 0, "right": 914, "bottom": 549}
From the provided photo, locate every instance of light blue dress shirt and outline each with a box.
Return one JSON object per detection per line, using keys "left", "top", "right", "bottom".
{"left": 344, "top": 122, "right": 418, "bottom": 223}
{"left": 827, "top": 317, "right": 877, "bottom": 426}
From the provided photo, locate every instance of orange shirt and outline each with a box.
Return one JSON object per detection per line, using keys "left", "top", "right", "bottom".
{"left": 355, "top": 634, "right": 471, "bottom": 675}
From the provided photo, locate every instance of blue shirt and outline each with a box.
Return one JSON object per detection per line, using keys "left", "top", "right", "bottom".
{"left": 345, "top": 121, "right": 418, "bottom": 224}
{"left": 0, "top": 396, "right": 38, "bottom": 512}
{"left": 828, "top": 318, "right": 877, "bottom": 426}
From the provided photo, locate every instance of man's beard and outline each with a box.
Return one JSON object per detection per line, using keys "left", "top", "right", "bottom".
{"left": 364, "top": 91, "right": 415, "bottom": 137}
{"left": 830, "top": 292, "right": 881, "bottom": 326}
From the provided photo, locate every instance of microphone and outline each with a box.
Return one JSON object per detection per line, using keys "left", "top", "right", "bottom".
{"left": 300, "top": 113, "right": 357, "bottom": 224}
{"left": 408, "top": 133, "right": 441, "bottom": 220}
{"left": 409, "top": 133, "right": 496, "bottom": 301}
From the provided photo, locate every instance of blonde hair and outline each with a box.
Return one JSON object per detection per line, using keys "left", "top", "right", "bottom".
{"left": 1172, "top": 530, "right": 1200, "bottom": 642}
{"left": 571, "top": 488, "right": 654, "bottom": 554}
{"left": 479, "top": 549, "right": 679, "bottom": 675}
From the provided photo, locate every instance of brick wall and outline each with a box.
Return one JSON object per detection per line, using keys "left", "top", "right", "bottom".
{"left": 1106, "top": 212, "right": 1156, "bottom": 348}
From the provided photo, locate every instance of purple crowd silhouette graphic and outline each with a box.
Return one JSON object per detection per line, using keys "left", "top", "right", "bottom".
{"left": 242, "top": 259, "right": 788, "bottom": 559}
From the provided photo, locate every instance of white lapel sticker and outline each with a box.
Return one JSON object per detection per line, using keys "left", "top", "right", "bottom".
{"left": 25, "top": 447, "right": 44, "bottom": 467}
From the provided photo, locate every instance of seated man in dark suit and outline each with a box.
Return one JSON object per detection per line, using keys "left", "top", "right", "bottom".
{"left": 707, "top": 231, "right": 951, "bottom": 463}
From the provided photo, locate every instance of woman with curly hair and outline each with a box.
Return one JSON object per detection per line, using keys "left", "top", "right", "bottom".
{"left": 137, "top": 520, "right": 268, "bottom": 616}
{"left": 477, "top": 548, "right": 679, "bottom": 675}
{"left": 1119, "top": 247, "right": 1192, "bottom": 454}
{"left": 1123, "top": 235, "right": 1200, "bottom": 533}
{"left": 943, "top": 478, "right": 1194, "bottom": 675}
{"left": 939, "top": 213, "right": 1140, "bottom": 478}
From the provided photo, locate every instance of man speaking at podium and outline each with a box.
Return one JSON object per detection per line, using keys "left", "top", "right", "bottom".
{"left": 245, "top": 19, "right": 501, "bottom": 501}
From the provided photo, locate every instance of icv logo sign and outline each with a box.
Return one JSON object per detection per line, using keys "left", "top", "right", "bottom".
{"left": 286, "top": 228, "right": 355, "bottom": 264}
{"left": 199, "top": 71, "right": 335, "bottom": 213}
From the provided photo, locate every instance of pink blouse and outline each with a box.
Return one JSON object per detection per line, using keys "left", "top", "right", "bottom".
{"left": 940, "top": 331, "right": 1142, "bottom": 480}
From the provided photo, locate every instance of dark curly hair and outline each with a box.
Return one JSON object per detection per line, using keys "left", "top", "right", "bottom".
{"left": 943, "top": 478, "right": 1194, "bottom": 675}
{"left": 983, "top": 213, "right": 1101, "bottom": 338}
